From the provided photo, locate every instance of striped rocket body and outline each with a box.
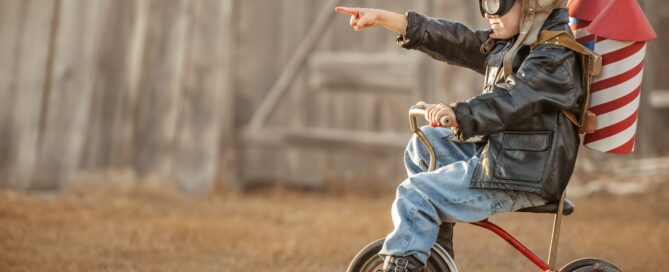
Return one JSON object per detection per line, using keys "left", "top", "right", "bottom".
{"left": 585, "top": 38, "right": 646, "bottom": 153}
{"left": 570, "top": 18, "right": 645, "bottom": 154}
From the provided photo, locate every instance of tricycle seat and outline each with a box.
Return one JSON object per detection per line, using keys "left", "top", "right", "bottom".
{"left": 517, "top": 199, "right": 574, "bottom": 215}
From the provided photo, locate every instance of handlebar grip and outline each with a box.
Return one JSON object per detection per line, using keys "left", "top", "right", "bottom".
{"left": 439, "top": 116, "right": 451, "bottom": 127}
{"left": 410, "top": 102, "right": 451, "bottom": 127}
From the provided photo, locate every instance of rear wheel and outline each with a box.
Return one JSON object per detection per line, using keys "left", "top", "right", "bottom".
{"left": 560, "top": 258, "right": 622, "bottom": 272}
{"left": 346, "top": 238, "right": 457, "bottom": 272}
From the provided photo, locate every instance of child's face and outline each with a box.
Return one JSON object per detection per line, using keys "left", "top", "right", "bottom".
{"left": 486, "top": 0, "right": 522, "bottom": 39}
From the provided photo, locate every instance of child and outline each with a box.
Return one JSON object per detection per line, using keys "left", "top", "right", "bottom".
{"left": 336, "top": 0, "right": 581, "bottom": 271}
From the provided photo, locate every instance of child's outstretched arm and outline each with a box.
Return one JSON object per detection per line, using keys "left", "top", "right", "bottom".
{"left": 336, "top": 8, "right": 489, "bottom": 74}
{"left": 335, "top": 7, "right": 408, "bottom": 34}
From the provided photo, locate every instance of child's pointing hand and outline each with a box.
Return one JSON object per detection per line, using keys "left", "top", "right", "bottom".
{"left": 335, "top": 7, "right": 380, "bottom": 31}
{"left": 335, "top": 7, "right": 408, "bottom": 35}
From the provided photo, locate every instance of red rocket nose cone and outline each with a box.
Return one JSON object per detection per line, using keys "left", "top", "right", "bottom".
{"left": 568, "top": 0, "right": 610, "bottom": 21}
{"left": 588, "top": 0, "right": 657, "bottom": 41}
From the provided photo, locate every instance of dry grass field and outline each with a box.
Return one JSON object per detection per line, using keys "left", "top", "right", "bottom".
{"left": 1, "top": 178, "right": 668, "bottom": 272}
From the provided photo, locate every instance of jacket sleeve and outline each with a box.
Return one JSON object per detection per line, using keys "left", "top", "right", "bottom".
{"left": 451, "top": 44, "right": 583, "bottom": 139}
{"left": 397, "top": 11, "right": 491, "bottom": 75}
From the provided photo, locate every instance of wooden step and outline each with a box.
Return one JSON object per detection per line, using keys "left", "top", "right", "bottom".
{"left": 242, "top": 127, "right": 409, "bottom": 153}
{"left": 308, "top": 52, "right": 421, "bottom": 93}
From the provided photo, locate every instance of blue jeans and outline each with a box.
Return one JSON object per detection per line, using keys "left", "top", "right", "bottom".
{"left": 379, "top": 126, "right": 546, "bottom": 264}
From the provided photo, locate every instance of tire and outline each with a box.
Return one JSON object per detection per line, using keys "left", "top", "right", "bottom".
{"left": 346, "top": 238, "right": 458, "bottom": 272}
{"left": 560, "top": 258, "right": 622, "bottom": 272}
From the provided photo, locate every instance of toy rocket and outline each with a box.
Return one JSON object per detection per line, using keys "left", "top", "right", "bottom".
{"left": 569, "top": 0, "right": 657, "bottom": 154}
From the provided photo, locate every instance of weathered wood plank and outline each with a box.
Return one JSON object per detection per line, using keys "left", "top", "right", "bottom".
{"left": 169, "top": 0, "right": 233, "bottom": 195}
{"left": 638, "top": 0, "right": 668, "bottom": 157}
{"left": 0, "top": 0, "right": 58, "bottom": 189}
{"left": 213, "top": 0, "right": 237, "bottom": 191}
{"left": 118, "top": 0, "right": 150, "bottom": 168}
{"left": 31, "top": 0, "right": 103, "bottom": 189}
{"left": 279, "top": 0, "right": 326, "bottom": 188}
{"left": 133, "top": 0, "right": 191, "bottom": 176}
{"left": 233, "top": 0, "right": 283, "bottom": 184}
{"left": 79, "top": 0, "right": 142, "bottom": 171}
{"left": 0, "top": 0, "right": 23, "bottom": 187}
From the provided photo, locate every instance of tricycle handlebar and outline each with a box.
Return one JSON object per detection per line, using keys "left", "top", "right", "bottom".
{"left": 408, "top": 102, "right": 438, "bottom": 172}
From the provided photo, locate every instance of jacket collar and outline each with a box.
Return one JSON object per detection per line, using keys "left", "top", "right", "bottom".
{"left": 541, "top": 8, "right": 569, "bottom": 31}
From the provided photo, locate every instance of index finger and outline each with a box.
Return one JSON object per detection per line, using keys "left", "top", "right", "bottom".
{"left": 335, "top": 7, "right": 359, "bottom": 16}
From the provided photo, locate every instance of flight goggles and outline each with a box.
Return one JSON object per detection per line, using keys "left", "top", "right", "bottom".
{"left": 479, "top": 0, "right": 518, "bottom": 17}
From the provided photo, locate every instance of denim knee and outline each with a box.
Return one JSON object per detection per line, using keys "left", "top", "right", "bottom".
{"left": 398, "top": 176, "right": 437, "bottom": 208}
{"left": 397, "top": 179, "right": 440, "bottom": 221}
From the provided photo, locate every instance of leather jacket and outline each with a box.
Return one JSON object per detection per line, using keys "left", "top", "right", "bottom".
{"left": 398, "top": 9, "right": 583, "bottom": 201}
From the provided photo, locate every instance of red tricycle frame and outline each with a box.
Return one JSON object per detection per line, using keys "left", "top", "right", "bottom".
{"left": 472, "top": 219, "right": 560, "bottom": 272}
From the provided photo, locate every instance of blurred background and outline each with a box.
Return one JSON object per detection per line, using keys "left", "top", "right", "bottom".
{"left": 0, "top": 0, "right": 667, "bottom": 271}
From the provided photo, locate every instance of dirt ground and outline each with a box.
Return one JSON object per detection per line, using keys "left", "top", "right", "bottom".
{"left": 1, "top": 179, "right": 668, "bottom": 272}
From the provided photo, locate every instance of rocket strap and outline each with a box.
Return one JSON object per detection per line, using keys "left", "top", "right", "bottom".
{"left": 533, "top": 30, "right": 602, "bottom": 134}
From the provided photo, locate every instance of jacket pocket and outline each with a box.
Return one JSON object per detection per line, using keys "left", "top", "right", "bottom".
{"left": 494, "top": 131, "right": 552, "bottom": 182}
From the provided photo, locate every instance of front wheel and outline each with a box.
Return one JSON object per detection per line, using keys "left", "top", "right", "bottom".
{"left": 560, "top": 258, "right": 622, "bottom": 272}
{"left": 346, "top": 238, "right": 457, "bottom": 272}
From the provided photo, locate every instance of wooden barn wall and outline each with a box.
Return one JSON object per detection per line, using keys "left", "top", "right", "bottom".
{"left": 0, "top": 0, "right": 666, "bottom": 193}
{"left": 638, "top": 0, "right": 669, "bottom": 157}
{"left": 234, "top": 0, "right": 485, "bottom": 189}
{"left": 0, "top": 0, "right": 235, "bottom": 194}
